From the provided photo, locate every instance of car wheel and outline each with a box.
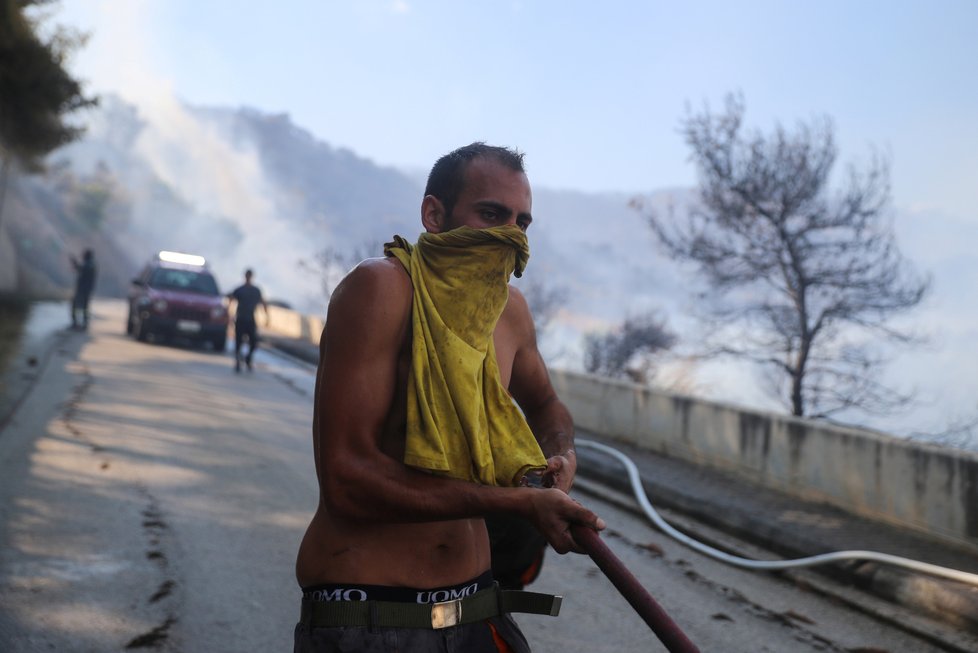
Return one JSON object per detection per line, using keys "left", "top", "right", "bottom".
{"left": 126, "top": 308, "right": 134, "bottom": 335}
{"left": 212, "top": 335, "right": 227, "bottom": 352}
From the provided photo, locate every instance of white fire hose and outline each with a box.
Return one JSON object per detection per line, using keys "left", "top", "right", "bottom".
{"left": 577, "top": 439, "right": 978, "bottom": 587}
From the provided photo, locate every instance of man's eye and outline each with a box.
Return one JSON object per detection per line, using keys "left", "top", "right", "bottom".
{"left": 480, "top": 211, "right": 499, "bottom": 221}
{"left": 517, "top": 219, "right": 530, "bottom": 232}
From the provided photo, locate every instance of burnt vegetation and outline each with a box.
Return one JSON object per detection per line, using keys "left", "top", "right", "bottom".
{"left": 634, "top": 94, "right": 929, "bottom": 418}
{"left": 584, "top": 313, "right": 676, "bottom": 385}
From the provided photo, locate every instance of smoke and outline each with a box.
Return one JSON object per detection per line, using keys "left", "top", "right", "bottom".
{"left": 66, "top": 1, "right": 322, "bottom": 309}
{"left": 131, "top": 97, "right": 321, "bottom": 307}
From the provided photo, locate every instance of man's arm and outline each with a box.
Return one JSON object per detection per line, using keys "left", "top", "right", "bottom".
{"left": 316, "top": 259, "right": 601, "bottom": 553}
{"left": 506, "top": 286, "right": 577, "bottom": 493}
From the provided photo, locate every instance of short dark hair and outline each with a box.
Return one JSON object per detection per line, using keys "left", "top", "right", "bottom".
{"left": 424, "top": 142, "right": 525, "bottom": 218}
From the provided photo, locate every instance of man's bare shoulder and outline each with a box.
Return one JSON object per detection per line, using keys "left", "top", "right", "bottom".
{"left": 328, "top": 256, "right": 412, "bottom": 324}
{"left": 503, "top": 284, "right": 535, "bottom": 334}
{"left": 337, "top": 256, "right": 409, "bottom": 293}
{"left": 507, "top": 284, "right": 530, "bottom": 309}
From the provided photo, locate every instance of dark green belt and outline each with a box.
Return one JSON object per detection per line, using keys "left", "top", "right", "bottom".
{"left": 299, "top": 585, "right": 562, "bottom": 630}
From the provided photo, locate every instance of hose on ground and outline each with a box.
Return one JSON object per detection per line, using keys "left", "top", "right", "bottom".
{"left": 576, "top": 439, "right": 978, "bottom": 587}
{"left": 571, "top": 524, "right": 701, "bottom": 652}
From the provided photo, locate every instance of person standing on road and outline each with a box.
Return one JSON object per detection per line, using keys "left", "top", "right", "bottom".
{"left": 294, "top": 143, "right": 604, "bottom": 652}
{"left": 227, "top": 269, "right": 268, "bottom": 372}
{"left": 70, "top": 249, "right": 97, "bottom": 330}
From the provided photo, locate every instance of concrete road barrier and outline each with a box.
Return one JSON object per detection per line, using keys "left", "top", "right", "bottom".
{"left": 552, "top": 370, "right": 978, "bottom": 552}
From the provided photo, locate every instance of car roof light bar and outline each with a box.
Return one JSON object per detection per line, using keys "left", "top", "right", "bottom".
{"left": 158, "top": 250, "right": 206, "bottom": 266}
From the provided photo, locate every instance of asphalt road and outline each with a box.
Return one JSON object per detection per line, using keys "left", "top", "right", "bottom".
{"left": 0, "top": 300, "right": 957, "bottom": 652}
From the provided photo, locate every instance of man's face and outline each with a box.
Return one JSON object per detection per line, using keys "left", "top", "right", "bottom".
{"left": 440, "top": 157, "right": 533, "bottom": 233}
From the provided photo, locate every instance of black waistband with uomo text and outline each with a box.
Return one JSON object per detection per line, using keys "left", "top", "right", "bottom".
{"left": 299, "top": 580, "right": 562, "bottom": 630}
{"left": 302, "top": 570, "right": 495, "bottom": 604}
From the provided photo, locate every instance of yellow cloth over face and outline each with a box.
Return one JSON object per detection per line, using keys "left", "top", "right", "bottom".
{"left": 384, "top": 225, "right": 547, "bottom": 487}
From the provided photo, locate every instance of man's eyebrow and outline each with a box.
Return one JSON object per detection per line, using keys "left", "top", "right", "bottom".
{"left": 476, "top": 200, "right": 532, "bottom": 224}
{"left": 475, "top": 200, "right": 512, "bottom": 216}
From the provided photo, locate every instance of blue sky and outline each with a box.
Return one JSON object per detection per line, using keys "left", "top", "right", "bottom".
{"left": 56, "top": 0, "right": 977, "bottom": 216}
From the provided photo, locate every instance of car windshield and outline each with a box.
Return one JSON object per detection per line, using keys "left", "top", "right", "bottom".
{"left": 149, "top": 268, "right": 219, "bottom": 295}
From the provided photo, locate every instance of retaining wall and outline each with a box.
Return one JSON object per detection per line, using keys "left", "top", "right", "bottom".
{"left": 552, "top": 370, "right": 978, "bottom": 551}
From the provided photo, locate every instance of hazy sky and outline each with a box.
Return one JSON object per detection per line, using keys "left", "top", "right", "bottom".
{"left": 55, "top": 0, "right": 978, "bottom": 217}
{"left": 38, "top": 1, "right": 978, "bottom": 439}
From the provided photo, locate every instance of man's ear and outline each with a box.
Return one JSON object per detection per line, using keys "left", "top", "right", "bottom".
{"left": 421, "top": 195, "right": 446, "bottom": 233}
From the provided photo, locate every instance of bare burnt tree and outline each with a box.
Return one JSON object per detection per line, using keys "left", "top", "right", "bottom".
{"left": 635, "top": 94, "right": 929, "bottom": 417}
{"left": 584, "top": 313, "right": 676, "bottom": 385}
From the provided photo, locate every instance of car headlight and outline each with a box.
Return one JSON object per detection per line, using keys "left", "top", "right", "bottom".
{"left": 152, "top": 299, "right": 168, "bottom": 312}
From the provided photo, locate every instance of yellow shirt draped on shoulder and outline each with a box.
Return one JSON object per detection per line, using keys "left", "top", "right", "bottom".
{"left": 384, "top": 225, "right": 547, "bottom": 487}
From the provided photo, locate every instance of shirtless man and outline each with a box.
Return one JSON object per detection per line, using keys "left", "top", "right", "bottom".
{"left": 295, "top": 143, "right": 604, "bottom": 652}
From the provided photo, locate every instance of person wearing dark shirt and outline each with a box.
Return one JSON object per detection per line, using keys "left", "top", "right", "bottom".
{"left": 227, "top": 268, "right": 268, "bottom": 372}
{"left": 70, "top": 249, "right": 97, "bottom": 330}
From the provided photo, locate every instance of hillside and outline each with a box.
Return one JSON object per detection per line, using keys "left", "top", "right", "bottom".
{"left": 2, "top": 95, "right": 973, "bottom": 445}
{"left": 1, "top": 95, "right": 683, "bottom": 325}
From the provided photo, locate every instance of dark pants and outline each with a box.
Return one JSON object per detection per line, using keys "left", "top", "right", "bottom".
{"left": 487, "top": 515, "right": 548, "bottom": 590}
{"left": 293, "top": 614, "right": 530, "bottom": 653}
{"left": 234, "top": 320, "right": 258, "bottom": 363}
{"left": 71, "top": 290, "right": 91, "bottom": 328}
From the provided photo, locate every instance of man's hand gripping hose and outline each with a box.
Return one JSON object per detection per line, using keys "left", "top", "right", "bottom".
{"left": 525, "top": 459, "right": 702, "bottom": 649}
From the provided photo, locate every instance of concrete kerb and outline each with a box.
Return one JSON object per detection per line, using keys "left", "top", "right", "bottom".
{"left": 260, "top": 335, "right": 319, "bottom": 370}
{"left": 0, "top": 300, "right": 80, "bottom": 433}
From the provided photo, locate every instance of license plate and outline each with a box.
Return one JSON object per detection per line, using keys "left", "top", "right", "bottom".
{"left": 177, "top": 320, "right": 201, "bottom": 333}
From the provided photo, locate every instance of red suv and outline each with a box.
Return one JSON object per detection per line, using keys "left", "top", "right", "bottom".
{"left": 127, "top": 251, "right": 229, "bottom": 350}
